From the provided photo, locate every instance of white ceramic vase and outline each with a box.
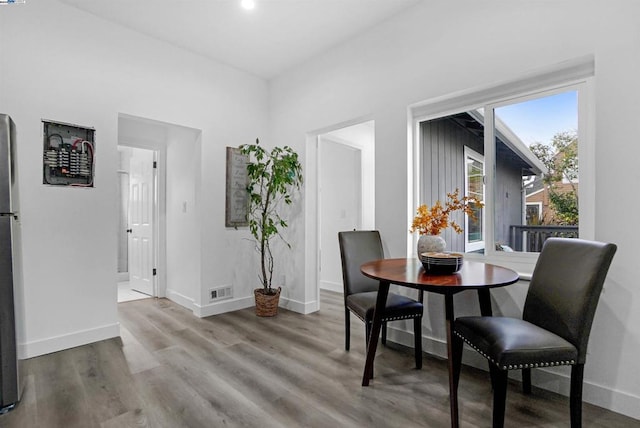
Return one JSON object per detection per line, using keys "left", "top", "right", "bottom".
{"left": 417, "top": 234, "right": 446, "bottom": 256}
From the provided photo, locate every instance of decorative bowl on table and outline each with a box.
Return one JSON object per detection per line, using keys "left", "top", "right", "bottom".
{"left": 420, "top": 252, "right": 464, "bottom": 274}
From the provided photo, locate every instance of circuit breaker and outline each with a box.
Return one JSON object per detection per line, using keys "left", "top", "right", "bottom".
{"left": 42, "top": 120, "right": 95, "bottom": 187}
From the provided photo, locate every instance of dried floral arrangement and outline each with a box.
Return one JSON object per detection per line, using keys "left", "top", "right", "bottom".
{"left": 410, "top": 189, "right": 483, "bottom": 236}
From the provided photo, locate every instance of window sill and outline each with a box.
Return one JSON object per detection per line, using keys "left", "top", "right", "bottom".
{"left": 464, "top": 251, "right": 536, "bottom": 279}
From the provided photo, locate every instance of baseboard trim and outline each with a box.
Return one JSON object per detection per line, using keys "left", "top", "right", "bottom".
{"left": 319, "top": 281, "right": 342, "bottom": 293}
{"left": 532, "top": 365, "right": 640, "bottom": 421}
{"left": 387, "top": 325, "right": 640, "bottom": 421}
{"left": 169, "top": 288, "right": 319, "bottom": 318}
{"left": 194, "top": 296, "right": 255, "bottom": 318}
{"left": 281, "top": 295, "right": 318, "bottom": 314}
{"left": 166, "top": 288, "right": 197, "bottom": 311}
{"left": 195, "top": 294, "right": 318, "bottom": 317}
{"left": 20, "top": 322, "right": 120, "bottom": 359}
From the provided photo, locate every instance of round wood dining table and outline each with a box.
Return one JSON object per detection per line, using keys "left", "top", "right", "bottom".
{"left": 360, "top": 258, "right": 519, "bottom": 428}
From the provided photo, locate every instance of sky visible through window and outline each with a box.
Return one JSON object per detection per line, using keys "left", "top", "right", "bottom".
{"left": 495, "top": 91, "right": 577, "bottom": 147}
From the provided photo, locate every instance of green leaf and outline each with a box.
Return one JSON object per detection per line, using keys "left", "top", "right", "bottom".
{"left": 241, "top": 139, "right": 303, "bottom": 289}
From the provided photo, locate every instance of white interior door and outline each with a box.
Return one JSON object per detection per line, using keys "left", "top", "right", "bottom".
{"left": 319, "top": 138, "right": 362, "bottom": 292}
{"left": 128, "top": 148, "right": 155, "bottom": 296}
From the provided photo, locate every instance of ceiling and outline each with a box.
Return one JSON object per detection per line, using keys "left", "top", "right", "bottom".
{"left": 59, "top": 0, "right": 421, "bottom": 79}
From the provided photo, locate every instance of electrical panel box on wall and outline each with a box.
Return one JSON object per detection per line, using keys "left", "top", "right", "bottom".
{"left": 42, "top": 120, "right": 95, "bottom": 187}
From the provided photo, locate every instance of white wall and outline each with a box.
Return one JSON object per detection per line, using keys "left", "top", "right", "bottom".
{"left": 318, "top": 138, "right": 361, "bottom": 292}
{"left": 0, "top": 1, "right": 268, "bottom": 357}
{"left": 269, "top": 0, "right": 640, "bottom": 419}
{"left": 324, "top": 121, "right": 376, "bottom": 229}
{"left": 166, "top": 125, "right": 201, "bottom": 308}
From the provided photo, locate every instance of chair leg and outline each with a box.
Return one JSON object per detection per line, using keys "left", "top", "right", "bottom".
{"left": 570, "top": 364, "right": 584, "bottom": 428}
{"left": 365, "top": 321, "right": 373, "bottom": 378}
{"left": 414, "top": 317, "right": 422, "bottom": 369}
{"left": 489, "top": 364, "right": 499, "bottom": 392}
{"left": 522, "top": 368, "right": 532, "bottom": 394}
{"left": 365, "top": 321, "right": 371, "bottom": 347}
{"left": 345, "top": 308, "right": 351, "bottom": 351}
{"left": 492, "top": 369, "right": 509, "bottom": 428}
{"left": 381, "top": 321, "right": 387, "bottom": 345}
{"left": 452, "top": 333, "right": 463, "bottom": 392}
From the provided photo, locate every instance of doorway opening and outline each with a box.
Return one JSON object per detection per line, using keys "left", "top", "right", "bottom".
{"left": 116, "top": 113, "right": 202, "bottom": 308}
{"left": 117, "top": 146, "right": 157, "bottom": 302}
{"left": 316, "top": 120, "right": 375, "bottom": 299}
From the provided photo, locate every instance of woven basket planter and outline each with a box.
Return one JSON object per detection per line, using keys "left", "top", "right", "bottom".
{"left": 254, "top": 287, "right": 281, "bottom": 317}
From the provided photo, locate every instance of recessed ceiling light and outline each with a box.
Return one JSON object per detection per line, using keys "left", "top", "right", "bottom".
{"left": 241, "top": 0, "right": 256, "bottom": 11}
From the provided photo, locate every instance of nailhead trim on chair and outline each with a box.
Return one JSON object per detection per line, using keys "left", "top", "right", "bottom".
{"left": 382, "top": 314, "right": 422, "bottom": 322}
{"left": 353, "top": 312, "right": 422, "bottom": 323}
{"left": 454, "top": 331, "right": 575, "bottom": 370}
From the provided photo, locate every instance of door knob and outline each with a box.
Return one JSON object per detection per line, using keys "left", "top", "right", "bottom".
{"left": 126, "top": 229, "right": 132, "bottom": 233}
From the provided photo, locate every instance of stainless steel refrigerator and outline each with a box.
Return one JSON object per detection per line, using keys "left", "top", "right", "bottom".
{"left": 0, "top": 113, "right": 23, "bottom": 413}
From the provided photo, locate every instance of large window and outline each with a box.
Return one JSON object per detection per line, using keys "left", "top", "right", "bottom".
{"left": 412, "top": 60, "right": 592, "bottom": 259}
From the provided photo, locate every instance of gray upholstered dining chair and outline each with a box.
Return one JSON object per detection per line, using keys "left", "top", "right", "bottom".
{"left": 452, "top": 237, "right": 617, "bottom": 428}
{"left": 338, "top": 230, "right": 424, "bottom": 369}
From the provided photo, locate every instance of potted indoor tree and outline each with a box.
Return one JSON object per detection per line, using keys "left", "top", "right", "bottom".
{"left": 240, "top": 139, "right": 303, "bottom": 317}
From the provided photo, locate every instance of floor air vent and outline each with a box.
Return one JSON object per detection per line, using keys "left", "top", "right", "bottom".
{"left": 209, "top": 286, "right": 233, "bottom": 302}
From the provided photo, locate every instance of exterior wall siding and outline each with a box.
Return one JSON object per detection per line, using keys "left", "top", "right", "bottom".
{"left": 421, "top": 117, "right": 525, "bottom": 252}
{"left": 495, "top": 159, "right": 525, "bottom": 248}
{"left": 420, "top": 117, "right": 482, "bottom": 252}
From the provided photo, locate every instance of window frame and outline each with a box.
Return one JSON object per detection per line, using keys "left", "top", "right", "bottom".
{"left": 525, "top": 201, "right": 543, "bottom": 223}
{"left": 463, "top": 146, "right": 485, "bottom": 253}
{"left": 407, "top": 57, "right": 595, "bottom": 273}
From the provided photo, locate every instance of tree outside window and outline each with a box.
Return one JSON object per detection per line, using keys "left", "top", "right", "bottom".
{"left": 529, "top": 130, "right": 578, "bottom": 226}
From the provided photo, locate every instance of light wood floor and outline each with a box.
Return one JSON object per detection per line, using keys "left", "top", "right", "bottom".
{"left": 1, "top": 290, "right": 637, "bottom": 428}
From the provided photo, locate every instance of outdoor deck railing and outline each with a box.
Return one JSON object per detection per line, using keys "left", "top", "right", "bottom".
{"left": 509, "top": 225, "right": 579, "bottom": 252}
